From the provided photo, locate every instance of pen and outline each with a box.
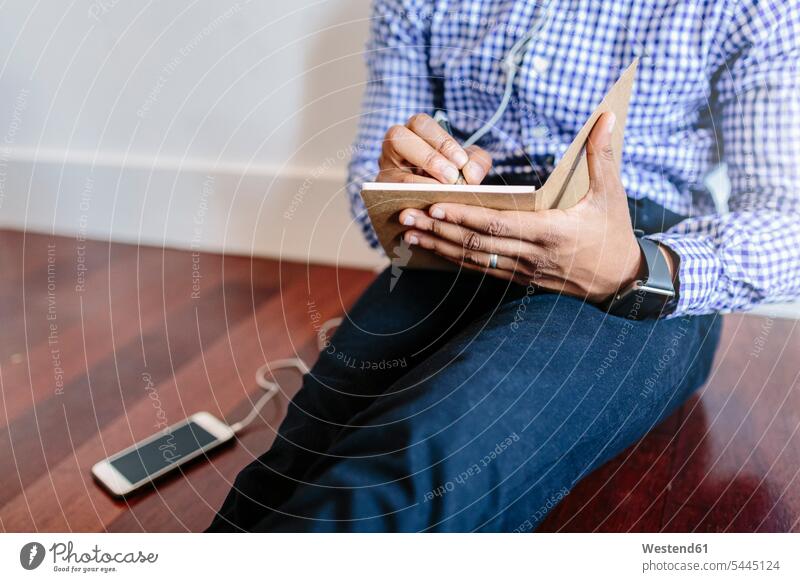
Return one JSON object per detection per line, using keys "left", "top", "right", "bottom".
{"left": 433, "top": 109, "right": 467, "bottom": 185}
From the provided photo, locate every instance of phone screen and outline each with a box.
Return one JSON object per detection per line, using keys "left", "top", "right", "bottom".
{"left": 110, "top": 421, "right": 218, "bottom": 484}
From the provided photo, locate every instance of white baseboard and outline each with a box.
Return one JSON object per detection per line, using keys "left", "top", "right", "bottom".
{"left": 751, "top": 302, "right": 800, "bottom": 320}
{"left": 0, "top": 147, "right": 387, "bottom": 270}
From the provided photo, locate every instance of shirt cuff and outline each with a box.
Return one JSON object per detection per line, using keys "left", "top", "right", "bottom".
{"left": 644, "top": 232, "right": 722, "bottom": 317}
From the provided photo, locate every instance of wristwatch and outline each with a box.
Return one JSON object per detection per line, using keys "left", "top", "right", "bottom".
{"left": 605, "top": 233, "right": 677, "bottom": 320}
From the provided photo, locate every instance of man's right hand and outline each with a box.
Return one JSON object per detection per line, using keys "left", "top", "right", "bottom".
{"left": 377, "top": 113, "right": 492, "bottom": 185}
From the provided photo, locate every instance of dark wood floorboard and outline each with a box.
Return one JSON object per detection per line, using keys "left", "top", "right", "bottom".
{"left": 1, "top": 230, "right": 797, "bottom": 532}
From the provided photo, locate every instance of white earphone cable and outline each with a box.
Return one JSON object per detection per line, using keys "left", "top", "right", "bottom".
{"left": 232, "top": 4, "right": 561, "bottom": 435}
{"left": 229, "top": 357, "right": 310, "bottom": 434}
{"left": 462, "top": 0, "right": 557, "bottom": 148}
{"left": 228, "top": 317, "right": 342, "bottom": 435}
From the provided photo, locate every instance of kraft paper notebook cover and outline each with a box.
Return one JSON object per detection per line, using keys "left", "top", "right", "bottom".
{"left": 360, "top": 59, "right": 639, "bottom": 270}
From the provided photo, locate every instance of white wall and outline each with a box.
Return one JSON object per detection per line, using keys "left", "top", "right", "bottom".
{"left": 0, "top": 0, "right": 384, "bottom": 268}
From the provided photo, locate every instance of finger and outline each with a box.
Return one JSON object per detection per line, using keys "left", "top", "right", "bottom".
{"left": 424, "top": 203, "right": 544, "bottom": 242}
{"left": 586, "top": 112, "right": 620, "bottom": 194}
{"left": 384, "top": 124, "right": 462, "bottom": 184}
{"left": 406, "top": 113, "right": 469, "bottom": 168}
{"left": 461, "top": 145, "right": 493, "bottom": 185}
{"left": 447, "top": 257, "right": 518, "bottom": 282}
{"left": 403, "top": 229, "right": 523, "bottom": 273}
{"left": 398, "top": 208, "right": 532, "bottom": 257}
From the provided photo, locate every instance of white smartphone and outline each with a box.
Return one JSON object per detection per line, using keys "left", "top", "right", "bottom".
{"left": 92, "top": 412, "right": 235, "bottom": 497}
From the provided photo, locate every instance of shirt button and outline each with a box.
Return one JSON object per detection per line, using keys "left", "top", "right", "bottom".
{"left": 531, "top": 55, "right": 549, "bottom": 73}
{"left": 634, "top": 48, "right": 652, "bottom": 66}
{"left": 531, "top": 125, "right": 549, "bottom": 139}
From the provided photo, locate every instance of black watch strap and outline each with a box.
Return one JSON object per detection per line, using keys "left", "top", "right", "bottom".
{"left": 606, "top": 236, "right": 676, "bottom": 319}
{"left": 639, "top": 237, "right": 675, "bottom": 293}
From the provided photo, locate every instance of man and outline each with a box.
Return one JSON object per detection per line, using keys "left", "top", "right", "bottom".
{"left": 209, "top": 0, "right": 799, "bottom": 531}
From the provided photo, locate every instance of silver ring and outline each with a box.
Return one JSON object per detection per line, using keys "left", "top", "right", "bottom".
{"left": 488, "top": 253, "right": 498, "bottom": 269}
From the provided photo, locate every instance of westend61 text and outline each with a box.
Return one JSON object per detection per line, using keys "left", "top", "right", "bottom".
{"left": 642, "top": 543, "right": 708, "bottom": 554}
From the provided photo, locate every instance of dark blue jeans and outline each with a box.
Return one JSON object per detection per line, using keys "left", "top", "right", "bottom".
{"left": 208, "top": 200, "right": 721, "bottom": 532}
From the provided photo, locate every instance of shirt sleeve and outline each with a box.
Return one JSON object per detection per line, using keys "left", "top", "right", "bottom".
{"left": 646, "top": 1, "right": 800, "bottom": 316}
{"left": 346, "top": 0, "right": 435, "bottom": 248}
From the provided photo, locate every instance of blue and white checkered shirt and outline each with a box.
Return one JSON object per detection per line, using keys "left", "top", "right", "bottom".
{"left": 346, "top": 0, "right": 800, "bottom": 317}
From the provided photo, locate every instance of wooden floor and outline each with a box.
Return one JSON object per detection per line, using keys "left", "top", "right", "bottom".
{"left": 1, "top": 230, "right": 798, "bottom": 532}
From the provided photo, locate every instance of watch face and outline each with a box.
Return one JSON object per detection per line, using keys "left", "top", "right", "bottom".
{"left": 616, "top": 279, "right": 644, "bottom": 300}
{"left": 638, "top": 283, "right": 676, "bottom": 298}
{"left": 608, "top": 283, "right": 675, "bottom": 320}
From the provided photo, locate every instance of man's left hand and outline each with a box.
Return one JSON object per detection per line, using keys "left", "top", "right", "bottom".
{"left": 398, "top": 112, "right": 650, "bottom": 305}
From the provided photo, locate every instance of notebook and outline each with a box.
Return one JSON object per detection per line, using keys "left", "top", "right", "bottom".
{"left": 360, "top": 59, "right": 639, "bottom": 270}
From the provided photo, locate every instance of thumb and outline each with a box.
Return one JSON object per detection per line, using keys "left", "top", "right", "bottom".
{"left": 585, "top": 112, "right": 619, "bottom": 196}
